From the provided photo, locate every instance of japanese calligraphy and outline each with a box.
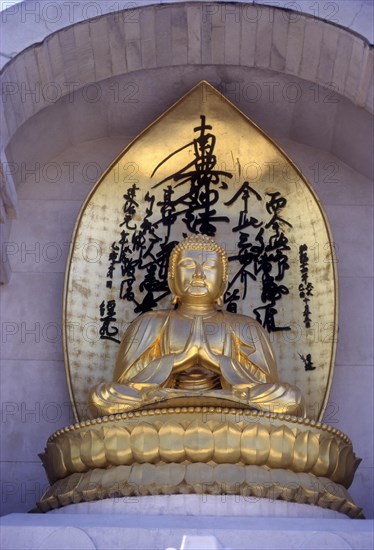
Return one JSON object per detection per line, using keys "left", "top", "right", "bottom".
{"left": 299, "top": 244, "right": 314, "bottom": 328}
{"left": 99, "top": 300, "right": 120, "bottom": 344}
{"left": 299, "top": 352, "right": 316, "bottom": 371}
{"left": 101, "top": 116, "right": 295, "bottom": 340}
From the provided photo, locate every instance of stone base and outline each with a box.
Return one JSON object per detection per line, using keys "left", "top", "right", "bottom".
{"left": 49, "top": 494, "right": 348, "bottom": 519}
{"left": 1, "top": 507, "right": 373, "bottom": 550}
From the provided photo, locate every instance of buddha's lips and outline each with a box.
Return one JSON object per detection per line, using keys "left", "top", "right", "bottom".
{"left": 188, "top": 281, "right": 207, "bottom": 288}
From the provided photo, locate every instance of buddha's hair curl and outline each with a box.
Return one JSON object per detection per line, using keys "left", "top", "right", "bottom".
{"left": 168, "top": 234, "right": 229, "bottom": 282}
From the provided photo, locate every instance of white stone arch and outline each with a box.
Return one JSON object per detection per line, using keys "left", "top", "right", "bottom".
{"left": 1, "top": 1, "right": 373, "bottom": 68}
{"left": 1, "top": 2, "right": 373, "bottom": 140}
{"left": 1, "top": 3, "right": 372, "bottom": 275}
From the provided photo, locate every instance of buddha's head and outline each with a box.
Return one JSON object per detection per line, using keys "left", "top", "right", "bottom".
{"left": 168, "top": 235, "right": 229, "bottom": 306}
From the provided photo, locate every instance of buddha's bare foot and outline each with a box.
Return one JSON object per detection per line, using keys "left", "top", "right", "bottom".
{"left": 231, "top": 384, "right": 251, "bottom": 401}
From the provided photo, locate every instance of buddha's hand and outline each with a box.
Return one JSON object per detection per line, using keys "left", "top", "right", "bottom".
{"left": 198, "top": 347, "right": 221, "bottom": 375}
{"left": 195, "top": 316, "right": 221, "bottom": 374}
{"left": 172, "top": 316, "right": 220, "bottom": 374}
{"left": 171, "top": 316, "right": 202, "bottom": 373}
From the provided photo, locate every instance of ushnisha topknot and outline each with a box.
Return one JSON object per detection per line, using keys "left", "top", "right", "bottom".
{"left": 168, "top": 234, "right": 229, "bottom": 282}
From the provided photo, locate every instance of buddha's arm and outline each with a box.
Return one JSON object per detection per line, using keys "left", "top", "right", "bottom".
{"left": 171, "top": 316, "right": 267, "bottom": 382}
{"left": 241, "top": 320, "right": 278, "bottom": 382}
{"left": 215, "top": 314, "right": 279, "bottom": 386}
{"left": 114, "top": 312, "right": 170, "bottom": 384}
{"left": 218, "top": 335, "right": 263, "bottom": 386}
{"left": 115, "top": 312, "right": 212, "bottom": 385}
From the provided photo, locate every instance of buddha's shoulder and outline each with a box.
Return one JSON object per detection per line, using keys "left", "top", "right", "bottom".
{"left": 219, "top": 310, "right": 260, "bottom": 326}
{"left": 131, "top": 309, "right": 171, "bottom": 326}
{"left": 219, "top": 311, "right": 267, "bottom": 343}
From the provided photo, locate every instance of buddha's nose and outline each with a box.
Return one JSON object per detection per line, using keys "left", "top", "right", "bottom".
{"left": 193, "top": 264, "right": 206, "bottom": 279}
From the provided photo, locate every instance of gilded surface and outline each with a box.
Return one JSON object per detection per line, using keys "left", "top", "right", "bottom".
{"left": 39, "top": 407, "right": 362, "bottom": 518}
{"left": 64, "top": 82, "right": 337, "bottom": 422}
{"left": 90, "top": 235, "right": 305, "bottom": 418}
{"left": 38, "top": 465, "right": 362, "bottom": 518}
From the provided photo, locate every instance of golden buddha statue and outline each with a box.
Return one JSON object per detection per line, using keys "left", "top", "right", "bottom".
{"left": 90, "top": 235, "right": 305, "bottom": 417}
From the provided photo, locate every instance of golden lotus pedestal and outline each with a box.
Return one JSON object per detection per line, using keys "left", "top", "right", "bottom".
{"left": 38, "top": 405, "right": 362, "bottom": 519}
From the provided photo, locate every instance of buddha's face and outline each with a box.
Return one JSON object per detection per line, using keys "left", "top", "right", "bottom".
{"left": 172, "top": 248, "right": 225, "bottom": 305}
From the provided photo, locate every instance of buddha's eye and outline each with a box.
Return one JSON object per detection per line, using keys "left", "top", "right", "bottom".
{"left": 203, "top": 260, "right": 217, "bottom": 269}
{"left": 178, "top": 259, "right": 196, "bottom": 269}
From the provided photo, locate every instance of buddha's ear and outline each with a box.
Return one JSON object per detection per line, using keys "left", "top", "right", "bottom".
{"left": 218, "top": 279, "right": 228, "bottom": 305}
{"left": 168, "top": 276, "right": 180, "bottom": 306}
{"left": 168, "top": 275, "right": 176, "bottom": 297}
{"left": 215, "top": 296, "right": 223, "bottom": 307}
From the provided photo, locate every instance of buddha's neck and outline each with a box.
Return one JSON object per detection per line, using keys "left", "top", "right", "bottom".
{"left": 177, "top": 302, "right": 218, "bottom": 318}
